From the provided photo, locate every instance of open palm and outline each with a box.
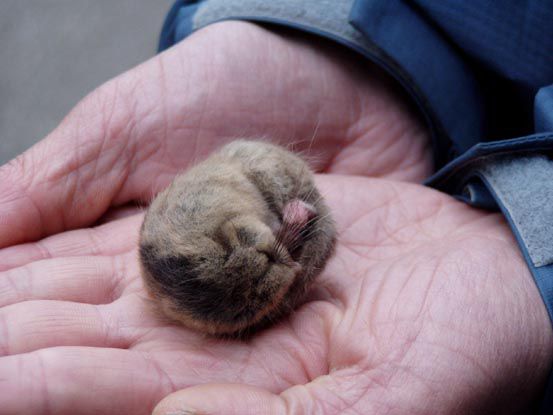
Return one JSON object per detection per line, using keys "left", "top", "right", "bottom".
{"left": 0, "top": 22, "right": 550, "bottom": 415}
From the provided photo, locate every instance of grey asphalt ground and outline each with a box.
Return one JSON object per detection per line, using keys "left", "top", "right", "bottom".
{"left": 0, "top": 0, "right": 174, "bottom": 165}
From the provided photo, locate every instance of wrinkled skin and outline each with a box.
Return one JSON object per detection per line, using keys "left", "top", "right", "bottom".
{"left": 0, "top": 22, "right": 551, "bottom": 415}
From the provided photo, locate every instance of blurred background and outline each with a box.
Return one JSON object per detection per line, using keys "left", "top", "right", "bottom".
{"left": 0, "top": 0, "right": 174, "bottom": 165}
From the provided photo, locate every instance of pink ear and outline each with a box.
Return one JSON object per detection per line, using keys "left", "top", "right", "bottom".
{"left": 282, "top": 199, "right": 316, "bottom": 228}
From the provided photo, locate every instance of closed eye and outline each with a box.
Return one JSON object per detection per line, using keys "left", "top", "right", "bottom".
{"left": 236, "top": 227, "right": 257, "bottom": 246}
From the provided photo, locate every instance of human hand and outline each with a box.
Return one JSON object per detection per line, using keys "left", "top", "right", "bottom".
{"left": 151, "top": 175, "right": 553, "bottom": 415}
{"left": 0, "top": 21, "right": 429, "bottom": 249}
{"left": 1, "top": 20, "right": 549, "bottom": 415}
{"left": 1, "top": 176, "right": 551, "bottom": 414}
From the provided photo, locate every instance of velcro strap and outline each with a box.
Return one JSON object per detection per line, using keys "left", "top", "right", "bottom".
{"left": 461, "top": 154, "right": 553, "bottom": 414}
{"left": 479, "top": 155, "right": 553, "bottom": 268}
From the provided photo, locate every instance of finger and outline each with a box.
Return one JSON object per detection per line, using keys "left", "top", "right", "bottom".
{"left": 152, "top": 376, "right": 381, "bottom": 415}
{"left": 0, "top": 295, "right": 147, "bottom": 356}
{"left": 0, "top": 347, "right": 176, "bottom": 415}
{"left": 0, "top": 252, "right": 138, "bottom": 307}
{"left": 0, "top": 213, "right": 143, "bottom": 271}
{"left": 153, "top": 384, "right": 286, "bottom": 415}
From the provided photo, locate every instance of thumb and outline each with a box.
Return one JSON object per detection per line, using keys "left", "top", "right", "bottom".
{"left": 151, "top": 376, "right": 370, "bottom": 415}
{"left": 152, "top": 384, "right": 287, "bottom": 415}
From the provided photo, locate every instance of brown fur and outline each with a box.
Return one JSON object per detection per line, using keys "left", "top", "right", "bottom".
{"left": 139, "top": 140, "right": 336, "bottom": 336}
